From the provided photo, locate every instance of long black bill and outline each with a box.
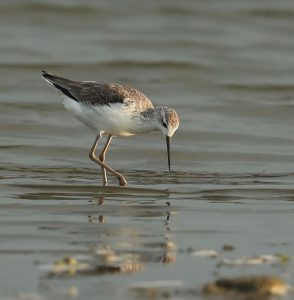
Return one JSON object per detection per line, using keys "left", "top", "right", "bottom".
{"left": 166, "top": 136, "right": 171, "bottom": 172}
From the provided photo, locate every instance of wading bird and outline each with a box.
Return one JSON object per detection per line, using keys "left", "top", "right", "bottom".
{"left": 42, "top": 71, "right": 179, "bottom": 186}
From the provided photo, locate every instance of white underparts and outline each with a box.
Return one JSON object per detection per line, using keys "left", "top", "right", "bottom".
{"left": 62, "top": 97, "right": 159, "bottom": 136}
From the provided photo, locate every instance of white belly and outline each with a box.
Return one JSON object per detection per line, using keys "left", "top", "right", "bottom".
{"left": 62, "top": 97, "right": 142, "bottom": 136}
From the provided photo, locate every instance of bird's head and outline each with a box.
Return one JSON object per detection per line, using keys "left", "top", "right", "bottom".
{"left": 155, "top": 106, "right": 180, "bottom": 172}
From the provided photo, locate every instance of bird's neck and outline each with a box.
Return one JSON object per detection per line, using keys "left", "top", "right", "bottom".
{"left": 135, "top": 108, "right": 159, "bottom": 134}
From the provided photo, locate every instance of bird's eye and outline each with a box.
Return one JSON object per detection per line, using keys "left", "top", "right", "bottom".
{"left": 162, "top": 122, "right": 167, "bottom": 128}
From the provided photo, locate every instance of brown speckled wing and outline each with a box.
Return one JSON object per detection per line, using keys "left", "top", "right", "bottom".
{"left": 42, "top": 71, "right": 153, "bottom": 110}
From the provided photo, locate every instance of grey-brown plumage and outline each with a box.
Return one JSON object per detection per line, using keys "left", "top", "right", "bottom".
{"left": 42, "top": 71, "right": 179, "bottom": 187}
{"left": 42, "top": 71, "right": 153, "bottom": 110}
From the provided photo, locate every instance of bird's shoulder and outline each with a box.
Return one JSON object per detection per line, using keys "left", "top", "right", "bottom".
{"left": 107, "top": 83, "right": 154, "bottom": 111}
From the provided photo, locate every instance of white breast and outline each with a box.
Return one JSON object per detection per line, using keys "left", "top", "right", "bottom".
{"left": 62, "top": 97, "right": 153, "bottom": 136}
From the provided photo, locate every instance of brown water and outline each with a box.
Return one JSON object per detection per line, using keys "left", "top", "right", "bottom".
{"left": 1, "top": 0, "right": 294, "bottom": 299}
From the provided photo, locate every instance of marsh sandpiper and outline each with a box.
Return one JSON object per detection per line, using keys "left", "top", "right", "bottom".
{"left": 42, "top": 71, "right": 179, "bottom": 186}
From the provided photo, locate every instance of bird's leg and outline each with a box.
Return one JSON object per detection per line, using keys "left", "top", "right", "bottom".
{"left": 89, "top": 133, "right": 128, "bottom": 186}
{"left": 98, "top": 135, "right": 113, "bottom": 186}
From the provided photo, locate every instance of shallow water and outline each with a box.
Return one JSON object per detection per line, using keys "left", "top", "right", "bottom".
{"left": 1, "top": 0, "right": 294, "bottom": 299}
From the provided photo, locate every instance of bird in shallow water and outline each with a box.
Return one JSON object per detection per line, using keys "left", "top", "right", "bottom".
{"left": 42, "top": 71, "right": 180, "bottom": 186}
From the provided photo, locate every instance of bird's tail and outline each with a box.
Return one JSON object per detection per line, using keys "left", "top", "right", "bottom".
{"left": 41, "top": 71, "right": 78, "bottom": 102}
{"left": 41, "top": 71, "right": 72, "bottom": 85}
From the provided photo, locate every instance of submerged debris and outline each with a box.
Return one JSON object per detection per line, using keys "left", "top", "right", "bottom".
{"left": 191, "top": 249, "right": 219, "bottom": 258}
{"left": 202, "top": 275, "right": 288, "bottom": 297}
{"left": 218, "top": 254, "right": 291, "bottom": 267}
{"left": 129, "top": 275, "right": 289, "bottom": 300}
{"left": 40, "top": 253, "right": 143, "bottom": 278}
{"left": 51, "top": 256, "right": 89, "bottom": 275}
{"left": 222, "top": 244, "right": 235, "bottom": 252}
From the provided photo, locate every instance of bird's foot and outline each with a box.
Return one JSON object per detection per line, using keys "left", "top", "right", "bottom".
{"left": 118, "top": 177, "right": 128, "bottom": 187}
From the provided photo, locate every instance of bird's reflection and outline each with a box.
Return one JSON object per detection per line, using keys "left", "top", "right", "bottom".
{"left": 88, "top": 215, "right": 105, "bottom": 224}
{"left": 88, "top": 194, "right": 105, "bottom": 206}
{"left": 87, "top": 193, "right": 177, "bottom": 269}
{"left": 39, "top": 191, "right": 177, "bottom": 279}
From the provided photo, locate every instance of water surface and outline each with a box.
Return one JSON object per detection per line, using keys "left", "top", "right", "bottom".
{"left": 1, "top": 0, "right": 294, "bottom": 299}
